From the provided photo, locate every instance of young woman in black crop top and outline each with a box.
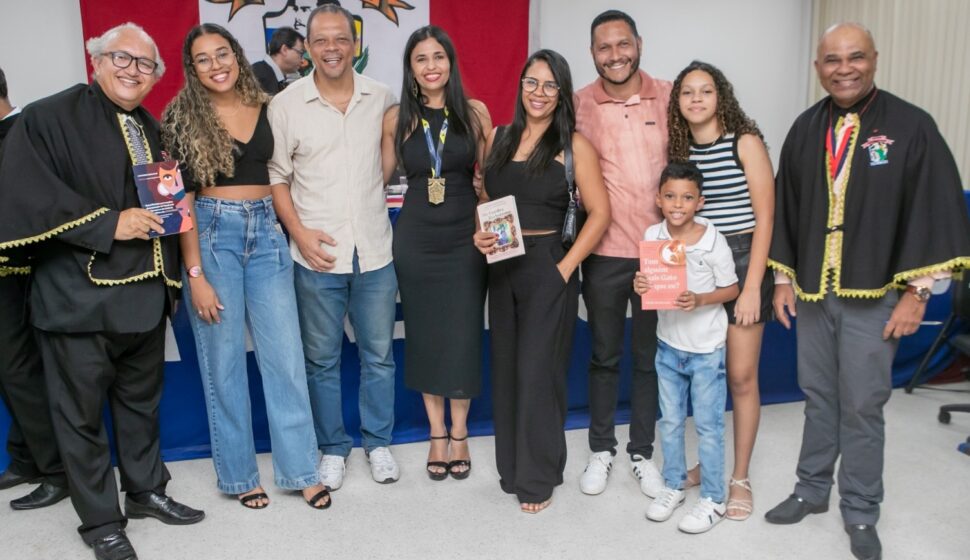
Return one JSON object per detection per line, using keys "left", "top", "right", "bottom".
{"left": 380, "top": 26, "right": 492, "bottom": 482}
{"left": 473, "top": 50, "right": 611, "bottom": 513}
{"left": 161, "top": 24, "right": 330, "bottom": 511}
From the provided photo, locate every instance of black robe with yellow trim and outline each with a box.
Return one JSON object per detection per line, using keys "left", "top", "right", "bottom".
{"left": 0, "top": 112, "right": 30, "bottom": 277}
{"left": 769, "top": 89, "right": 970, "bottom": 301}
{"left": 0, "top": 83, "right": 179, "bottom": 333}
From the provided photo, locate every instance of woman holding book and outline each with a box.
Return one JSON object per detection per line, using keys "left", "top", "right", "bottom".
{"left": 380, "top": 26, "right": 492, "bottom": 481}
{"left": 162, "top": 23, "right": 329, "bottom": 511}
{"left": 666, "top": 60, "right": 774, "bottom": 521}
{"left": 473, "top": 49, "right": 610, "bottom": 513}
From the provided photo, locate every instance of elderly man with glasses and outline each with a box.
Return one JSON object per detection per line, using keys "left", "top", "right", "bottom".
{"left": 0, "top": 23, "right": 204, "bottom": 560}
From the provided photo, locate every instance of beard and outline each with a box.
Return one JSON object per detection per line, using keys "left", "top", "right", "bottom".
{"left": 595, "top": 52, "right": 641, "bottom": 86}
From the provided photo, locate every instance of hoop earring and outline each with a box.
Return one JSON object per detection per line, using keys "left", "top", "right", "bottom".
{"left": 411, "top": 80, "right": 419, "bottom": 98}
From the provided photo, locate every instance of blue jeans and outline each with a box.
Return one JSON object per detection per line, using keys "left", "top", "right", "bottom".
{"left": 184, "top": 196, "right": 319, "bottom": 494}
{"left": 294, "top": 252, "right": 397, "bottom": 457}
{"left": 655, "top": 339, "right": 727, "bottom": 503}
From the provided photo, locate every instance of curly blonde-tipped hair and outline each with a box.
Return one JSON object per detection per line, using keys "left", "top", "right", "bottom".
{"left": 667, "top": 60, "right": 764, "bottom": 162}
{"left": 162, "top": 24, "right": 268, "bottom": 187}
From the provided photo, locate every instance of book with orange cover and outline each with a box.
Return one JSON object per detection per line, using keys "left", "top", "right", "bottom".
{"left": 639, "top": 239, "right": 687, "bottom": 310}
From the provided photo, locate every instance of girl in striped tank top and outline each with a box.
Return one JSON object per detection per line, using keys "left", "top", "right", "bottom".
{"left": 666, "top": 60, "right": 775, "bottom": 522}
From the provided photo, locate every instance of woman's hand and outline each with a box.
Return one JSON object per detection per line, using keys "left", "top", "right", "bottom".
{"left": 733, "top": 287, "right": 761, "bottom": 326}
{"left": 190, "top": 276, "right": 225, "bottom": 324}
{"left": 473, "top": 230, "right": 498, "bottom": 255}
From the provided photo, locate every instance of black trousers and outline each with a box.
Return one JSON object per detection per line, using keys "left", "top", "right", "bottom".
{"left": 489, "top": 235, "right": 578, "bottom": 503}
{"left": 581, "top": 254, "right": 659, "bottom": 458}
{"left": 0, "top": 275, "right": 64, "bottom": 485}
{"left": 36, "top": 321, "right": 170, "bottom": 544}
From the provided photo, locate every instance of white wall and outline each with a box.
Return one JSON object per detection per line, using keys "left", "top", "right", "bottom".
{"left": 534, "top": 0, "right": 813, "bottom": 168}
{"left": 0, "top": 0, "right": 87, "bottom": 106}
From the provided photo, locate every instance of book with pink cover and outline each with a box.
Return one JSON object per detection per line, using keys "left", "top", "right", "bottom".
{"left": 477, "top": 195, "right": 525, "bottom": 264}
{"left": 640, "top": 239, "right": 687, "bottom": 310}
{"left": 133, "top": 161, "right": 193, "bottom": 237}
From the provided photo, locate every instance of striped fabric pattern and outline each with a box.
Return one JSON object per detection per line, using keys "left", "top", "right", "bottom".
{"left": 690, "top": 133, "right": 756, "bottom": 234}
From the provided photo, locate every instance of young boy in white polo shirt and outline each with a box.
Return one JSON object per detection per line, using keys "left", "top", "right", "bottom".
{"left": 633, "top": 162, "right": 739, "bottom": 533}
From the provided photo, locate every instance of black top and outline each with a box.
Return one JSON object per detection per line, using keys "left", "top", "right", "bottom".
{"left": 400, "top": 107, "right": 477, "bottom": 204}
{"left": 484, "top": 127, "right": 569, "bottom": 231}
{"left": 0, "top": 82, "right": 178, "bottom": 333}
{"left": 181, "top": 104, "right": 273, "bottom": 192}
{"left": 770, "top": 88, "right": 970, "bottom": 298}
{"left": 251, "top": 60, "right": 282, "bottom": 95}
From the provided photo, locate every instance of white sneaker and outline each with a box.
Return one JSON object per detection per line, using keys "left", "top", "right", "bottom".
{"left": 367, "top": 447, "right": 400, "bottom": 484}
{"left": 645, "top": 487, "right": 686, "bottom": 522}
{"left": 678, "top": 497, "right": 727, "bottom": 534}
{"left": 317, "top": 454, "right": 346, "bottom": 491}
{"left": 630, "top": 454, "right": 664, "bottom": 498}
{"left": 579, "top": 451, "right": 613, "bottom": 495}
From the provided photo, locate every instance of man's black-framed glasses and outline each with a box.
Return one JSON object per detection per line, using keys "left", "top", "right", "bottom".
{"left": 103, "top": 51, "right": 158, "bottom": 75}
{"left": 521, "top": 77, "right": 560, "bottom": 96}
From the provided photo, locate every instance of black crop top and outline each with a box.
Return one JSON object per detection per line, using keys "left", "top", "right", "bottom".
{"left": 180, "top": 104, "right": 273, "bottom": 192}
{"left": 484, "top": 127, "right": 569, "bottom": 231}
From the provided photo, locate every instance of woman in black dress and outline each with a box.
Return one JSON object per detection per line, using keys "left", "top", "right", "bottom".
{"left": 381, "top": 26, "right": 491, "bottom": 480}
{"left": 474, "top": 50, "right": 610, "bottom": 512}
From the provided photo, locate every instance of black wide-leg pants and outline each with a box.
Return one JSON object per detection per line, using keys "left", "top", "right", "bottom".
{"left": 489, "top": 235, "right": 578, "bottom": 504}
{"left": 0, "top": 275, "right": 64, "bottom": 485}
{"left": 36, "top": 321, "right": 171, "bottom": 543}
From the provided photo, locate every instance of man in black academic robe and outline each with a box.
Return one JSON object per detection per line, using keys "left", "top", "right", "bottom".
{"left": 0, "top": 66, "right": 70, "bottom": 510}
{"left": 0, "top": 24, "right": 204, "bottom": 560}
{"left": 764, "top": 23, "right": 970, "bottom": 560}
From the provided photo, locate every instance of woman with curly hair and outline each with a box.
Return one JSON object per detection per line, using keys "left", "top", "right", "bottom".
{"left": 667, "top": 60, "right": 774, "bottom": 521}
{"left": 161, "top": 23, "right": 329, "bottom": 511}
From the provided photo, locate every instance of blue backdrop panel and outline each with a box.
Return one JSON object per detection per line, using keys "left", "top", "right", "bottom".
{"left": 1, "top": 196, "right": 968, "bottom": 470}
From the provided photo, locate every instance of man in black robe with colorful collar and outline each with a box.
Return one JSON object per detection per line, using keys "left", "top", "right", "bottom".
{"left": 0, "top": 23, "right": 204, "bottom": 560}
{"left": 764, "top": 23, "right": 970, "bottom": 560}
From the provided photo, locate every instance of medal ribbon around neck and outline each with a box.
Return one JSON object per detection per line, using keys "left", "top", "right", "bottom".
{"left": 826, "top": 113, "right": 858, "bottom": 181}
{"left": 422, "top": 108, "right": 449, "bottom": 205}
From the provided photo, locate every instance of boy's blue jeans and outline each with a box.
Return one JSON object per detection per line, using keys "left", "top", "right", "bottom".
{"left": 655, "top": 339, "right": 727, "bottom": 503}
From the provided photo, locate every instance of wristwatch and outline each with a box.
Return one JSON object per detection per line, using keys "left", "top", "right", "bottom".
{"left": 905, "top": 284, "right": 931, "bottom": 303}
{"left": 187, "top": 265, "right": 203, "bottom": 278}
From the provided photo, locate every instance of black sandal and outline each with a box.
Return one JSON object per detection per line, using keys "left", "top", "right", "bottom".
{"left": 427, "top": 434, "right": 450, "bottom": 481}
{"left": 448, "top": 434, "right": 471, "bottom": 480}
{"left": 238, "top": 492, "right": 269, "bottom": 509}
{"left": 305, "top": 488, "right": 331, "bottom": 510}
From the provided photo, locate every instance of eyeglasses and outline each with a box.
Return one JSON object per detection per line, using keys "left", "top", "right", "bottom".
{"left": 103, "top": 51, "right": 158, "bottom": 75}
{"left": 290, "top": 46, "right": 306, "bottom": 57}
{"left": 193, "top": 50, "right": 236, "bottom": 72}
{"left": 521, "top": 77, "right": 560, "bottom": 96}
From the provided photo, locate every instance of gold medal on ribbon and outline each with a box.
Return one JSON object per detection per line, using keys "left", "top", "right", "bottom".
{"left": 428, "top": 176, "right": 446, "bottom": 205}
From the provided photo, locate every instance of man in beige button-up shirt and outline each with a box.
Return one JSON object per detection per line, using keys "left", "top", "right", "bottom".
{"left": 269, "top": 4, "right": 400, "bottom": 491}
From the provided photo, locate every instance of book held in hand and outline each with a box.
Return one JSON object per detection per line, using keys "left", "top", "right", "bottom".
{"left": 477, "top": 195, "right": 525, "bottom": 263}
{"left": 133, "top": 161, "right": 193, "bottom": 237}
{"left": 640, "top": 239, "right": 687, "bottom": 310}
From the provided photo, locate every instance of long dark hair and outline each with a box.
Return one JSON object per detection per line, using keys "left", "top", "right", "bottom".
{"left": 394, "top": 26, "right": 481, "bottom": 164}
{"left": 667, "top": 60, "right": 764, "bottom": 162}
{"left": 486, "top": 49, "right": 575, "bottom": 175}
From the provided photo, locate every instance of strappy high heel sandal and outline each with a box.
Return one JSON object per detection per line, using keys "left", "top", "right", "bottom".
{"left": 427, "top": 434, "right": 450, "bottom": 481}
{"left": 448, "top": 433, "right": 471, "bottom": 480}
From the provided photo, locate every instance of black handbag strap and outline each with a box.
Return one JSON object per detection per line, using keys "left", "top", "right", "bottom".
{"left": 564, "top": 139, "right": 576, "bottom": 203}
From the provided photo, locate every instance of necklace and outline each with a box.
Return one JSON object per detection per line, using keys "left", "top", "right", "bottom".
{"left": 214, "top": 96, "right": 242, "bottom": 118}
